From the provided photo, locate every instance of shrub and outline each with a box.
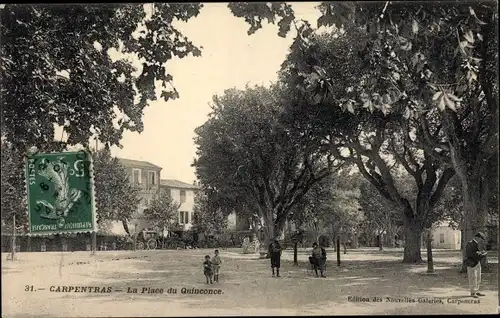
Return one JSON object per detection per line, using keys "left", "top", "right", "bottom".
{"left": 164, "top": 237, "right": 186, "bottom": 249}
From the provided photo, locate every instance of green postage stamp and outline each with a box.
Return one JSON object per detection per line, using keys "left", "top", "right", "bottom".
{"left": 25, "top": 151, "right": 97, "bottom": 235}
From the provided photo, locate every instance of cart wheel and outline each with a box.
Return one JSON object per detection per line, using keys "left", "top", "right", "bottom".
{"left": 137, "top": 242, "right": 145, "bottom": 250}
{"left": 147, "top": 239, "right": 157, "bottom": 250}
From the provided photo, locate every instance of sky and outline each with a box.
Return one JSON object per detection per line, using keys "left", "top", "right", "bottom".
{"left": 104, "top": 3, "right": 323, "bottom": 184}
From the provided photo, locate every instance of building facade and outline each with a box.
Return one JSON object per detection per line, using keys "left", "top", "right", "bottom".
{"left": 109, "top": 158, "right": 163, "bottom": 236}
{"left": 430, "top": 220, "right": 461, "bottom": 250}
{"left": 119, "top": 158, "right": 163, "bottom": 209}
{"left": 160, "top": 179, "right": 199, "bottom": 232}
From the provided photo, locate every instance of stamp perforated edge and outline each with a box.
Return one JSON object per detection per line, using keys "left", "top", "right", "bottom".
{"left": 23, "top": 149, "right": 99, "bottom": 237}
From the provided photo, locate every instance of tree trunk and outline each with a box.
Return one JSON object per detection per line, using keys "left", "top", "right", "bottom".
{"left": 351, "top": 234, "right": 358, "bottom": 249}
{"left": 293, "top": 242, "right": 298, "bottom": 266}
{"left": 386, "top": 227, "right": 396, "bottom": 248}
{"left": 402, "top": 214, "right": 423, "bottom": 263}
{"left": 91, "top": 232, "right": 97, "bottom": 255}
{"left": 336, "top": 236, "right": 341, "bottom": 266}
{"left": 426, "top": 231, "right": 434, "bottom": 273}
{"left": 460, "top": 176, "right": 488, "bottom": 272}
{"left": 262, "top": 217, "right": 273, "bottom": 246}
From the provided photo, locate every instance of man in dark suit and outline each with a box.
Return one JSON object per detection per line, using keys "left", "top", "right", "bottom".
{"left": 269, "top": 238, "right": 282, "bottom": 277}
{"left": 465, "top": 232, "right": 487, "bottom": 298}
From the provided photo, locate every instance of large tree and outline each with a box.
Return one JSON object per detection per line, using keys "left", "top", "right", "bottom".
{"left": 193, "top": 85, "right": 344, "bottom": 244}
{"left": 231, "top": 1, "right": 497, "bottom": 263}
{"left": 0, "top": 141, "right": 29, "bottom": 233}
{"left": 191, "top": 189, "right": 229, "bottom": 238}
{"left": 1, "top": 4, "right": 203, "bottom": 152}
{"left": 142, "top": 188, "right": 180, "bottom": 232}
{"left": 341, "top": 1, "right": 498, "bottom": 260}
{"left": 358, "top": 179, "right": 405, "bottom": 248}
{"left": 279, "top": 27, "right": 454, "bottom": 263}
{"left": 294, "top": 170, "right": 364, "bottom": 246}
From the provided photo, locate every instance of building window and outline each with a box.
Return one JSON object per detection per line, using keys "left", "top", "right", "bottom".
{"left": 148, "top": 171, "right": 156, "bottom": 185}
{"left": 179, "top": 211, "right": 189, "bottom": 224}
{"left": 180, "top": 190, "right": 186, "bottom": 203}
{"left": 440, "top": 233, "right": 445, "bottom": 243}
{"left": 132, "top": 168, "right": 142, "bottom": 184}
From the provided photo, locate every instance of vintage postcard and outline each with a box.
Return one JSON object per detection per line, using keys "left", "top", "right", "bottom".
{"left": 1, "top": 2, "right": 498, "bottom": 317}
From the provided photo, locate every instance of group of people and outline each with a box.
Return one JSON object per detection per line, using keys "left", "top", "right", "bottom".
{"left": 202, "top": 231, "right": 488, "bottom": 299}
{"left": 202, "top": 249, "right": 222, "bottom": 284}
{"left": 201, "top": 239, "right": 328, "bottom": 283}
{"left": 268, "top": 239, "right": 327, "bottom": 278}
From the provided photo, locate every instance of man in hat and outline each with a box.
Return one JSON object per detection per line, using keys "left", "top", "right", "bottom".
{"left": 464, "top": 232, "right": 488, "bottom": 298}
{"left": 268, "top": 238, "right": 282, "bottom": 277}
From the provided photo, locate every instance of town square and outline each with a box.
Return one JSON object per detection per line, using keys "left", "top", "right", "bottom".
{"left": 2, "top": 247, "right": 498, "bottom": 316}
{"left": 1, "top": 2, "right": 499, "bottom": 317}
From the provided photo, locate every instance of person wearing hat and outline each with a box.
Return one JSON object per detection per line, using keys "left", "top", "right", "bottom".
{"left": 268, "top": 238, "right": 282, "bottom": 277}
{"left": 464, "top": 232, "right": 488, "bottom": 298}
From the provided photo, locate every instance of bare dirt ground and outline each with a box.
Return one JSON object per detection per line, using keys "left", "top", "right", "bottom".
{"left": 2, "top": 247, "right": 498, "bottom": 317}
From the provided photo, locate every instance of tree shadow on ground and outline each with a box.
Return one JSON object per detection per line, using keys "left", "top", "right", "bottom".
{"left": 54, "top": 250, "right": 497, "bottom": 315}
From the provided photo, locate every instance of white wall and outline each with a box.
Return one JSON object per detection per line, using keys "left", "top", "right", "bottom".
{"left": 108, "top": 187, "right": 197, "bottom": 236}
{"left": 227, "top": 212, "right": 237, "bottom": 230}
{"left": 168, "top": 188, "right": 196, "bottom": 231}
{"left": 432, "top": 226, "right": 461, "bottom": 249}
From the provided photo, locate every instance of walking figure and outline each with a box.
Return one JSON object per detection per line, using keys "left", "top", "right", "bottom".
{"left": 269, "top": 238, "right": 282, "bottom": 277}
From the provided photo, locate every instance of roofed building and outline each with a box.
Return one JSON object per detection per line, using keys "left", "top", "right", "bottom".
{"left": 108, "top": 158, "right": 163, "bottom": 236}
{"left": 160, "top": 179, "right": 200, "bottom": 233}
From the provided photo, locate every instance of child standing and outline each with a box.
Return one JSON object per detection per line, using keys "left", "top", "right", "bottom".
{"left": 212, "top": 249, "right": 222, "bottom": 283}
{"left": 203, "top": 255, "right": 213, "bottom": 284}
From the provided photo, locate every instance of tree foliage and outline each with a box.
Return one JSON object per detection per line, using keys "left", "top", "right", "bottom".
{"left": 92, "top": 147, "right": 141, "bottom": 235}
{"left": 233, "top": 2, "right": 498, "bottom": 245}
{"left": 290, "top": 169, "right": 364, "bottom": 244}
{"left": 281, "top": 25, "right": 455, "bottom": 262}
{"left": 358, "top": 179, "right": 403, "bottom": 246}
{"left": 0, "top": 141, "right": 29, "bottom": 233}
{"left": 191, "top": 189, "right": 228, "bottom": 237}
{"left": 193, "top": 85, "right": 343, "bottom": 243}
{"left": 1, "top": 4, "right": 203, "bottom": 152}
{"left": 142, "top": 188, "right": 180, "bottom": 232}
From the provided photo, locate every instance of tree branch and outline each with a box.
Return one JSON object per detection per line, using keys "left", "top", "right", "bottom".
{"left": 421, "top": 116, "right": 450, "bottom": 152}
{"left": 429, "top": 168, "right": 455, "bottom": 209}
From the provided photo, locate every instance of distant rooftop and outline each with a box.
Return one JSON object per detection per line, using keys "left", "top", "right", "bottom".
{"left": 118, "top": 158, "right": 162, "bottom": 170}
{"left": 160, "top": 179, "right": 200, "bottom": 190}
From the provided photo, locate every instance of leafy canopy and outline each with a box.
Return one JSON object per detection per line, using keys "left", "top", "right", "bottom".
{"left": 143, "top": 188, "right": 180, "bottom": 231}
{"left": 93, "top": 147, "right": 141, "bottom": 234}
{"left": 1, "top": 4, "right": 202, "bottom": 151}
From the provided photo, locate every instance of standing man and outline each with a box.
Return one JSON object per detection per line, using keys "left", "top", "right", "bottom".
{"left": 465, "top": 232, "right": 488, "bottom": 298}
{"left": 311, "top": 242, "right": 327, "bottom": 278}
{"left": 269, "top": 238, "right": 282, "bottom": 277}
